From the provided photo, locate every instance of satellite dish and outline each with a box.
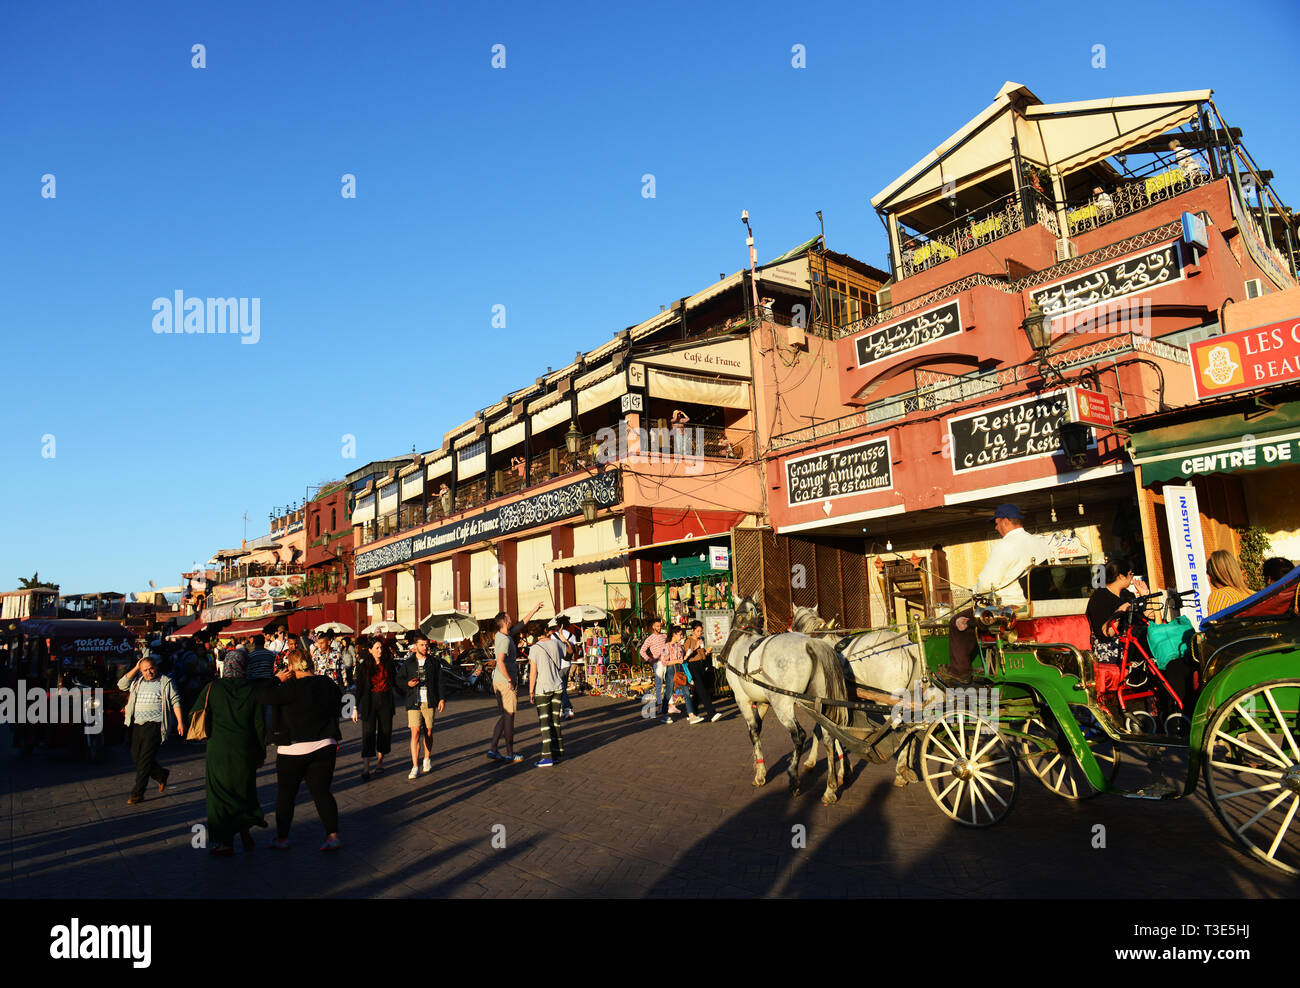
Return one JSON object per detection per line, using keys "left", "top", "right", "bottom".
{"left": 149, "top": 580, "right": 156, "bottom": 589}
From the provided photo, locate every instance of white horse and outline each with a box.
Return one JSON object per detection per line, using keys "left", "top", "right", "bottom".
{"left": 722, "top": 597, "right": 850, "bottom": 804}
{"left": 792, "top": 607, "right": 941, "bottom": 786}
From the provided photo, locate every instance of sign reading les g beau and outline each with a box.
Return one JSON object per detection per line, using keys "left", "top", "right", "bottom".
{"left": 1190, "top": 316, "right": 1300, "bottom": 399}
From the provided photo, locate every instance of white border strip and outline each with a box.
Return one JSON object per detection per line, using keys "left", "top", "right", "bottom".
{"left": 942, "top": 462, "right": 1131, "bottom": 505}
{"left": 776, "top": 502, "right": 907, "bottom": 534}
{"left": 1129, "top": 428, "right": 1300, "bottom": 465}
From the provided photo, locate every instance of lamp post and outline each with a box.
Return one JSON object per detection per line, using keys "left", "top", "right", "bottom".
{"left": 581, "top": 493, "right": 598, "bottom": 524}
{"left": 565, "top": 421, "right": 582, "bottom": 457}
{"left": 1021, "top": 302, "right": 1064, "bottom": 383}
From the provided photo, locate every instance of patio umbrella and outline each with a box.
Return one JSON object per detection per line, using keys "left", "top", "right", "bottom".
{"left": 420, "top": 610, "right": 478, "bottom": 643}
{"left": 313, "top": 621, "right": 354, "bottom": 634}
{"left": 361, "top": 620, "right": 408, "bottom": 635}
{"left": 561, "top": 604, "right": 608, "bottom": 624}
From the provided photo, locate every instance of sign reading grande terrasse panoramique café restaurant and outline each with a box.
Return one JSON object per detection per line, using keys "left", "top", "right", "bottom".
{"left": 786, "top": 436, "right": 892, "bottom": 505}
{"left": 854, "top": 300, "right": 962, "bottom": 368}
{"left": 354, "top": 472, "right": 620, "bottom": 576}
{"left": 947, "top": 391, "right": 1076, "bottom": 473}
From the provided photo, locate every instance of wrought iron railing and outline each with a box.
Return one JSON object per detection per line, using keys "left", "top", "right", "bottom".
{"left": 1065, "top": 169, "right": 1209, "bottom": 237}
{"left": 897, "top": 190, "right": 1058, "bottom": 282}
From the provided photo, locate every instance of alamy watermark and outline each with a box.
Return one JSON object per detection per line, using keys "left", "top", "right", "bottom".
{"left": 591, "top": 424, "right": 711, "bottom": 475}
{"left": 0, "top": 681, "right": 104, "bottom": 734}
{"left": 888, "top": 683, "right": 999, "bottom": 724}
{"left": 152, "top": 291, "right": 260, "bottom": 344}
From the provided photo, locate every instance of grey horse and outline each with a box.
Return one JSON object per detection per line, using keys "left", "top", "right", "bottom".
{"left": 722, "top": 597, "right": 850, "bottom": 804}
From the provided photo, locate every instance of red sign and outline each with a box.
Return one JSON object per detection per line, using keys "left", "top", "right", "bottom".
{"left": 1190, "top": 316, "right": 1300, "bottom": 399}
{"left": 1066, "top": 386, "right": 1114, "bottom": 428}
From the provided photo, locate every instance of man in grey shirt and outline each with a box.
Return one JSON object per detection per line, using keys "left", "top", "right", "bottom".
{"left": 528, "top": 625, "right": 570, "bottom": 767}
{"left": 486, "top": 603, "right": 542, "bottom": 763}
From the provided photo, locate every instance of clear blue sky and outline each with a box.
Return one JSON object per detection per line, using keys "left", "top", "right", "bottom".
{"left": 3, "top": 0, "right": 1297, "bottom": 594}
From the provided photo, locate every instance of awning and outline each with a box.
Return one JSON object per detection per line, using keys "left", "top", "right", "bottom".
{"left": 646, "top": 367, "right": 748, "bottom": 409}
{"left": 1126, "top": 390, "right": 1300, "bottom": 485}
{"left": 545, "top": 547, "right": 629, "bottom": 571}
{"left": 221, "top": 615, "right": 279, "bottom": 638}
{"left": 345, "top": 586, "right": 379, "bottom": 601}
{"left": 351, "top": 495, "right": 376, "bottom": 525}
{"left": 628, "top": 534, "right": 728, "bottom": 556}
{"left": 168, "top": 618, "right": 206, "bottom": 639}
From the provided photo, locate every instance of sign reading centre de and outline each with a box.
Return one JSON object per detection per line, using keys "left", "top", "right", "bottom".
{"left": 1190, "top": 316, "right": 1300, "bottom": 399}
{"left": 786, "top": 437, "right": 892, "bottom": 506}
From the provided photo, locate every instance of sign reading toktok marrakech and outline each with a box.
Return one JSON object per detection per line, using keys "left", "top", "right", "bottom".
{"left": 854, "top": 300, "right": 962, "bottom": 368}
{"left": 355, "top": 472, "right": 620, "bottom": 576}
{"left": 1031, "top": 242, "right": 1183, "bottom": 322}
{"left": 1189, "top": 316, "right": 1300, "bottom": 399}
{"left": 786, "top": 437, "right": 893, "bottom": 505}
{"left": 947, "top": 392, "right": 1071, "bottom": 473}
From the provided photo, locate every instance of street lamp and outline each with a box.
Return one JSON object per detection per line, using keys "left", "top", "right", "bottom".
{"left": 581, "top": 493, "right": 598, "bottom": 524}
{"left": 565, "top": 422, "right": 582, "bottom": 457}
{"left": 1021, "top": 302, "right": 1064, "bottom": 384}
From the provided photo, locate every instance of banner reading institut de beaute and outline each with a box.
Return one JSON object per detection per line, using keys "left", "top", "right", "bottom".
{"left": 354, "top": 472, "right": 619, "bottom": 577}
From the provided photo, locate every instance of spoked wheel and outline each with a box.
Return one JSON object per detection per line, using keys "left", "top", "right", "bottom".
{"left": 921, "top": 711, "right": 1018, "bottom": 827}
{"left": 1020, "top": 710, "right": 1118, "bottom": 800}
{"left": 1204, "top": 680, "right": 1300, "bottom": 876}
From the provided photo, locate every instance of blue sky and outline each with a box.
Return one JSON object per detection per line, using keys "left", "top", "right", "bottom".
{"left": 3, "top": 0, "right": 1297, "bottom": 594}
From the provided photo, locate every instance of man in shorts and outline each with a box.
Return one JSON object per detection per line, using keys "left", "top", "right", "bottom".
{"left": 487, "top": 603, "right": 542, "bottom": 763}
{"left": 397, "top": 631, "right": 444, "bottom": 780}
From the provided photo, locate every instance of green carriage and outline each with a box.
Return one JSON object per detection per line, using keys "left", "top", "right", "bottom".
{"left": 795, "top": 573, "right": 1300, "bottom": 876}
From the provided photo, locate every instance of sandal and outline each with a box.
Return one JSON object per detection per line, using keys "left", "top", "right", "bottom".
{"left": 374, "top": 763, "right": 385, "bottom": 776}
{"left": 361, "top": 769, "right": 372, "bottom": 781}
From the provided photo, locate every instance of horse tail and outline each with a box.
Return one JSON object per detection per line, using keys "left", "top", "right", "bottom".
{"left": 807, "top": 640, "right": 849, "bottom": 726}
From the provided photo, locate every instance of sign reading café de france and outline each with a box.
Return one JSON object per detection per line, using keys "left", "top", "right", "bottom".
{"left": 947, "top": 392, "right": 1071, "bottom": 473}
{"left": 854, "top": 300, "right": 963, "bottom": 368}
{"left": 786, "top": 436, "right": 893, "bottom": 506}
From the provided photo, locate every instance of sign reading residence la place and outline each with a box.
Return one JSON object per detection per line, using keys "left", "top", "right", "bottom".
{"left": 786, "top": 436, "right": 893, "bottom": 505}
{"left": 854, "top": 300, "right": 963, "bottom": 368}
{"left": 355, "top": 472, "right": 620, "bottom": 576}
{"left": 947, "top": 392, "right": 1072, "bottom": 473}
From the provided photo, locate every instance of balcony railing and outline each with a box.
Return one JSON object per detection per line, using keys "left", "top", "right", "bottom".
{"left": 898, "top": 189, "right": 1058, "bottom": 281}
{"left": 1065, "top": 167, "right": 1209, "bottom": 237}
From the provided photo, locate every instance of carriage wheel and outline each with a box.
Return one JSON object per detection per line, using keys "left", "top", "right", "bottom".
{"left": 1019, "top": 710, "right": 1117, "bottom": 800}
{"left": 921, "top": 711, "right": 1018, "bottom": 827}
{"left": 1204, "top": 680, "right": 1300, "bottom": 876}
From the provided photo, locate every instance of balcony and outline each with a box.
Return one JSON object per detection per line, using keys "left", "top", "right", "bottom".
{"left": 1064, "top": 167, "right": 1209, "bottom": 238}
{"left": 898, "top": 189, "right": 1058, "bottom": 281}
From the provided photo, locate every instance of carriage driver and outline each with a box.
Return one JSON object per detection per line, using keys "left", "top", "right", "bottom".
{"left": 935, "top": 503, "right": 1049, "bottom": 687}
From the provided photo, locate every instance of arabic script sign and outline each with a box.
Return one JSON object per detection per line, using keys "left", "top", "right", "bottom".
{"left": 1030, "top": 242, "right": 1183, "bottom": 325}
{"left": 786, "top": 437, "right": 893, "bottom": 505}
{"left": 854, "top": 300, "right": 963, "bottom": 368}
{"left": 355, "top": 472, "right": 620, "bottom": 576}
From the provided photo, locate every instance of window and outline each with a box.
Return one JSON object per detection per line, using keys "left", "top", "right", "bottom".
{"left": 331, "top": 507, "right": 337, "bottom": 531}
{"left": 314, "top": 514, "right": 320, "bottom": 537}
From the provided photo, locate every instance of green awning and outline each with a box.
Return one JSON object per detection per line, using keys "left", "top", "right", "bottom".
{"left": 661, "top": 556, "right": 713, "bottom": 580}
{"left": 1127, "top": 395, "right": 1300, "bottom": 485}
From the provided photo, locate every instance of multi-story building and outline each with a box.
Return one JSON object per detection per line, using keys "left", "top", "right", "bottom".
{"left": 348, "top": 240, "right": 888, "bottom": 633}
{"left": 757, "top": 82, "right": 1296, "bottom": 628}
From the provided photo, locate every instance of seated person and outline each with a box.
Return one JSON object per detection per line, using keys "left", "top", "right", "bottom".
{"left": 1085, "top": 558, "right": 1146, "bottom": 666}
{"left": 938, "top": 503, "right": 1049, "bottom": 686}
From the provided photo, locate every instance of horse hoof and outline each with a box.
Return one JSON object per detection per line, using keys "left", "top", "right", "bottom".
{"left": 822, "top": 792, "right": 838, "bottom": 806}
{"left": 752, "top": 777, "right": 766, "bottom": 788}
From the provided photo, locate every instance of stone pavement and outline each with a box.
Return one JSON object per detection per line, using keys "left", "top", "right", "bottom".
{"left": 2, "top": 690, "right": 1294, "bottom": 899}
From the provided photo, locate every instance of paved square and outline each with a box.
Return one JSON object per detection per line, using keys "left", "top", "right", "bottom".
{"left": 2, "top": 692, "right": 1294, "bottom": 898}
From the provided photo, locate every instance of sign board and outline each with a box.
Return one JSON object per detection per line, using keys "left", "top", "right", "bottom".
{"left": 236, "top": 599, "right": 276, "bottom": 619}
{"left": 946, "top": 391, "right": 1080, "bottom": 473}
{"left": 1189, "top": 316, "right": 1300, "bottom": 399}
{"left": 854, "top": 300, "right": 962, "bottom": 368}
{"left": 1162, "top": 484, "right": 1207, "bottom": 628}
{"left": 1066, "top": 386, "right": 1114, "bottom": 428}
{"left": 636, "top": 338, "right": 752, "bottom": 378}
{"left": 1182, "top": 211, "right": 1208, "bottom": 253}
{"left": 620, "top": 392, "right": 644, "bottom": 414}
{"left": 701, "top": 609, "right": 732, "bottom": 654}
{"left": 709, "top": 545, "right": 730, "bottom": 571}
{"left": 210, "top": 580, "right": 246, "bottom": 605}
{"left": 627, "top": 363, "right": 646, "bottom": 389}
{"left": 785, "top": 436, "right": 892, "bottom": 506}
{"left": 245, "top": 574, "right": 303, "bottom": 601}
{"left": 355, "top": 472, "right": 620, "bottom": 576}
{"left": 1030, "top": 242, "right": 1183, "bottom": 325}
{"left": 200, "top": 603, "right": 238, "bottom": 624}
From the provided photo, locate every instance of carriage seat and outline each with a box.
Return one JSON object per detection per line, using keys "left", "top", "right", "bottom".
{"left": 1016, "top": 598, "right": 1091, "bottom": 652}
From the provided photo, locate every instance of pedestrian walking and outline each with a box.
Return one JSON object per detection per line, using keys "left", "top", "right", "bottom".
{"left": 487, "top": 603, "right": 543, "bottom": 763}
{"left": 397, "top": 631, "right": 444, "bottom": 779}
{"left": 640, "top": 616, "right": 671, "bottom": 718}
{"left": 245, "top": 635, "right": 275, "bottom": 682}
{"left": 351, "top": 636, "right": 396, "bottom": 779}
{"left": 194, "top": 651, "right": 267, "bottom": 856}
{"left": 659, "top": 626, "right": 693, "bottom": 725}
{"left": 257, "top": 647, "right": 343, "bottom": 852}
{"left": 684, "top": 620, "right": 720, "bottom": 722}
{"left": 527, "top": 625, "right": 568, "bottom": 767}
{"left": 119, "top": 652, "right": 185, "bottom": 805}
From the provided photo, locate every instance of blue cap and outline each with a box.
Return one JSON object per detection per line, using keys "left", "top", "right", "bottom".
{"left": 992, "top": 503, "right": 1023, "bottom": 521}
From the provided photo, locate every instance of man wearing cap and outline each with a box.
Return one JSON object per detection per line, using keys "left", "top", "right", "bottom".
{"left": 397, "top": 631, "right": 444, "bottom": 779}
{"left": 937, "top": 503, "right": 1048, "bottom": 686}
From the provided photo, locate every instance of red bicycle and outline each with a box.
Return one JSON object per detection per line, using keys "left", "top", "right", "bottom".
{"left": 1100, "top": 591, "right": 1190, "bottom": 737}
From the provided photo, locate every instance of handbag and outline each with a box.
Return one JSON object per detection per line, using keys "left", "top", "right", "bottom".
{"left": 186, "top": 682, "right": 213, "bottom": 741}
